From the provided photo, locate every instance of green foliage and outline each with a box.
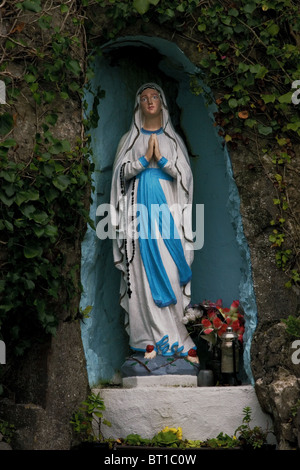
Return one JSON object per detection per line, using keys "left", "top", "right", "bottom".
{"left": 0, "top": 418, "right": 15, "bottom": 444}
{"left": 0, "top": 1, "right": 97, "bottom": 362}
{"left": 194, "top": 0, "right": 300, "bottom": 290}
{"left": 202, "top": 432, "right": 239, "bottom": 449}
{"left": 151, "top": 429, "right": 182, "bottom": 448}
{"left": 282, "top": 315, "right": 300, "bottom": 338}
{"left": 192, "top": 0, "right": 300, "bottom": 149}
{"left": 120, "top": 409, "right": 265, "bottom": 449}
{"left": 234, "top": 406, "right": 269, "bottom": 449}
{"left": 0, "top": 144, "right": 93, "bottom": 354}
{"left": 290, "top": 399, "right": 300, "bottom": 417}
{"left": 124, "top": 433, "right": 152, "bottom": 446}
{"left": 122, "top": 429, "right": 236, "bottom": 449}
{"left": 70, "top": 392, "right": 111, "bottom": 443}
{"left": 133, "top": 0, "right": 160, "bottom": 15}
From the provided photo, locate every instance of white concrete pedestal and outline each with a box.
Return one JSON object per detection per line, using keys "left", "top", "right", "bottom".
{"left": 93, "top": 384, "right": 276, "bottom": 444}
{"left": 122, "top": 374, "right": 198, "bottom": 388}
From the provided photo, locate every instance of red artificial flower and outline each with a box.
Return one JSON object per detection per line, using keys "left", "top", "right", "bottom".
{"left": 204, "top": 328, "right": 214, "bottom": 335}
{"left": 207, "top": 309, "right": 216, "bottom": 319}
{"left": 232, "top": 319, "right": 240, "bottom": 331}
{"left": 202, "top": 318, "right": 212, "bottom": 328}
{"left": 231, "top": 300, "right": 240, "bottom": 309}
{"left": 218, "top": 323, "right": 228, "bottom": 337}
{"left": 188, "top": 348, "right": 197, "bottom": 357}
{"left": 213, "top": 317, "right": 223, "bottom": 329}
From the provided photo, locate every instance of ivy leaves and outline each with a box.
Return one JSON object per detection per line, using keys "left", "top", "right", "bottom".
{"left": 194, "top": 1, "right": 299, "bottom": 288}
{"left": 0, "top": 113, "right": 14, "bottom": 137}
{"left": 0, "top": 153, "right": 86, "bottom": 255}
{"left": 196, "top": 0, "right": 300, "bottom": 135}
{"left": 133, "top": 0, "right": 160, "bottom": 15}
{"left": 0, "top": 1, "right": 94, "bottom": 355}
{"left": 0, "top": 146, "right": 92, "bottom": 351}
{"left": 16, "top": 0, "right": 42, "bottom": 13}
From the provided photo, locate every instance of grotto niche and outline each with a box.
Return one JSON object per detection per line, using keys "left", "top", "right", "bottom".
{"left": 80, "top": 36, "right": 257, "bottom": 388}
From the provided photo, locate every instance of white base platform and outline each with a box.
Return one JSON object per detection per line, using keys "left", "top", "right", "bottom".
{"left": 122, "top": 374, "right": 198, "bottom": 388}
{"left": 93, "top": 384, "right": 277, "bottom": 444}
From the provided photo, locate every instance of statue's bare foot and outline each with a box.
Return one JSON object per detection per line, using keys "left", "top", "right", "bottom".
{"left": 144, "top": 350, "right": 157, "bottom": 359}
{"left": 187, "top": 349, "right": 199, "bottom": 364}
{"left": 187, "top": 355, "right": 199, "bottom": 364}
{"left": 145, "top": 345, "right": 156, "bottom": 359}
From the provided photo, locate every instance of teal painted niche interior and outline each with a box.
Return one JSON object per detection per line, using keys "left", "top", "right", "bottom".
{"left": 80, "top": 36, "right": 257, "bottom": 386}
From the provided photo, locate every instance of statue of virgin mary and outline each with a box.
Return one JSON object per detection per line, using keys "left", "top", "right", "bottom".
{"left": 110, "top": 83, "right": 199, "bottom": 365}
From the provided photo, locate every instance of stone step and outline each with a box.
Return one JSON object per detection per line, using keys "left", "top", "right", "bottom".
{"left": 93, "top": 384, "right": 277, "bottom": 445}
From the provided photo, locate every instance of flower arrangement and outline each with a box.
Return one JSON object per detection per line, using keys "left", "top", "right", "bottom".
{"left": 182, "top": 299, "right": 245, "bottom": 347}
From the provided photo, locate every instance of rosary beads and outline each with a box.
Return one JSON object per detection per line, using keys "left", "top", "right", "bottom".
{"left": 120, "top": 162, "right": 136, "bottom": 298}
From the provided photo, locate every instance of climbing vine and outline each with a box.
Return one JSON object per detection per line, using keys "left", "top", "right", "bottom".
{"left": 189, "top": 0, "right": 300, "bottom": 290}
{"left": 0, "top": 0, "right": 299, "bottom": 367}
{"left": 0, "top": 0, "right": 95, "bottom": 359}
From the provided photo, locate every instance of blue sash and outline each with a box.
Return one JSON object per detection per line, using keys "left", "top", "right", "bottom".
{"left": 136, "top": 168, "right": 192, "bottom": 307}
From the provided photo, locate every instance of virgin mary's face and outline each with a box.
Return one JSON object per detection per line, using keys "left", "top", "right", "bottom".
{"left": 139, "top": 88, "right": 162, "bottom": 119}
